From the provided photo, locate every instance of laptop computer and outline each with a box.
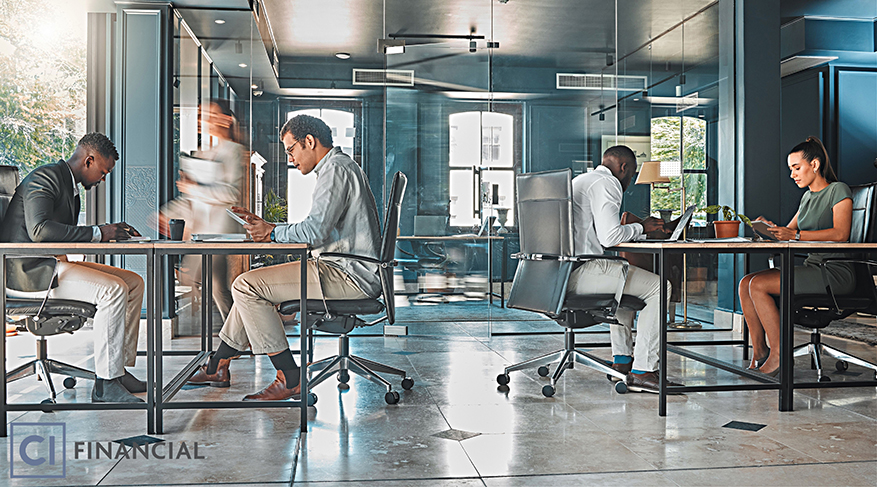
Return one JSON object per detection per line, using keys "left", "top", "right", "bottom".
{"left": 636, "top": 205, "right": 696, "bottom": 242}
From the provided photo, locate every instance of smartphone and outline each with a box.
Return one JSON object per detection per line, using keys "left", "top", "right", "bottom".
{"left": 226, "top": 208, "right": 249, "bottom": 226}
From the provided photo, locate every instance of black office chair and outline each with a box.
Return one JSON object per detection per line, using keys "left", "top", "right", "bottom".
{"left": 1, "top": 165, "right": 98, "bottom": 403}
{"left": 790, "top": 182, "right": 877, "bottom": 382}
{"left": 278, "top": 171, "right": 413, "bottom": 404}
{"left": 496, "top": 169, "right": 645, "bottom": 397}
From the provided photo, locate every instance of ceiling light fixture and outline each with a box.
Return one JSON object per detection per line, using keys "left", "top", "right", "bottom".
{"left": 334, "top": 52, "right": 351, "bottom": 60}
{"left": 214, "top": 19, "right": 225, "bottom": 24}
{"left": 239, "top": 63, "right": 248, "bottom": 68}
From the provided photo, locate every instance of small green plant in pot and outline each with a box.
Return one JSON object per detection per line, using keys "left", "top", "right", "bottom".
{"left": 701, "top": 205, "right": 751, "bottom": 238}
{"left": 254, "top": 190, "right": 299, "bottom": 267}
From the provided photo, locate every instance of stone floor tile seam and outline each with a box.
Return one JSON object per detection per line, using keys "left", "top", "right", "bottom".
{"left": 477, "top": 470, "right": 682, "bottom": 486}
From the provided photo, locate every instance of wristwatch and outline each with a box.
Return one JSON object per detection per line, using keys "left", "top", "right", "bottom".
{"left": 270, "top": 228, "right": 276, "bottom": 242}
{"left": 795, "top": 229, "right": 801, "bottom": 241}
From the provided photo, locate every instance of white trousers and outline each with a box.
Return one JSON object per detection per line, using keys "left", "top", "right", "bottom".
{"left": 10, "top": 261, "right": 145, "bottom": 380}
{"left": 219, "top": 260, "right": 369, "bottom": 355}
{"left": 567, "top": 260, "right": 670, "bottom": 372}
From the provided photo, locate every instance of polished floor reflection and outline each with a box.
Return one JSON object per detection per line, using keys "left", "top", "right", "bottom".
{"left": 3, "top": 319, "right": 876, "bottom": 486}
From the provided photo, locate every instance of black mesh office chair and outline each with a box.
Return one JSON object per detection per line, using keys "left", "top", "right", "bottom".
{"left": 790, "top": 182, "right": 877, "bottom": 381}
{"left": 1, "top": 165, "right": 97, "bottom": 403}
{"left": 496, "top": 169, "right": 645, "bottom": 397}
{"left": 278, "top": 172, "right": 413, "bottom": 404}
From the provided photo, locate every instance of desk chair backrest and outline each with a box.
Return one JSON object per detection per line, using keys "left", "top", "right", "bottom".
{"left": 0, "top": 165, "right": 20, "bottom": 222}
{"left": 381, "top": 171, "right": 407, "bottom": 324}
{"left": 507, "top": 169, "right": 575, "bottom": 316}
{"left": 849, "top": 182, "right": 875, "bottom": 244}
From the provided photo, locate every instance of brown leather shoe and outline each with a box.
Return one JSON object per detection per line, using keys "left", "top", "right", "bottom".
{"left": 608, "top": 362, "right": 632, "bottom": 382}
{"left": 187, "top": 358, "right": 231, "bottom": 387}
{"left": 625, "top": 371, "right": 683, "bottom": 394}
{"left": 243, "top": 370, "right": 301, "bottom": 401}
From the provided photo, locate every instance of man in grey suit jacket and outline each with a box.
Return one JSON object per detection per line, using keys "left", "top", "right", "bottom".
{"left": 1, "top": 133, "right": 146, "bottom": 403}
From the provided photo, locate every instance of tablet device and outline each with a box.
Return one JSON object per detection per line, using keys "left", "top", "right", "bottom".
{"left": 226, "top": 208, "right": 249, "bottom": 226}
{"left": 751, "top": 221, "right": 778, "bottom": 240}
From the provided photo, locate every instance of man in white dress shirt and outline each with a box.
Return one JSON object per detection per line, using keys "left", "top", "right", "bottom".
{"left": 567, "top": 145, "right": 682, "bottom": 393}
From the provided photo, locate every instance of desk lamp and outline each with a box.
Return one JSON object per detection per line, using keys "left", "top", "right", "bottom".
{"left": 635, "top": 161, "right": 702, "bottom": 330}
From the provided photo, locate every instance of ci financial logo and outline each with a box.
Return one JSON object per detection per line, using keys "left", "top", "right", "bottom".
{"left": 9, "top": 422, "right": 66, "bottom": 478}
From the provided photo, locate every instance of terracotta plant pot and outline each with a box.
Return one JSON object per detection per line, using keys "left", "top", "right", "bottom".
{"left": 713, "top": 220, "right": 741, "bottom": 238}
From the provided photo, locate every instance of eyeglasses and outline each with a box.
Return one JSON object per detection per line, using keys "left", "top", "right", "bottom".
{"left": 284, "top": 140, "right": 300, "bottom": 156}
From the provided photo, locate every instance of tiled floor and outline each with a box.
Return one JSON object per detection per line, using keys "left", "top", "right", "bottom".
{"left": 3, "top": 313, "right": 876, "bottom": 486}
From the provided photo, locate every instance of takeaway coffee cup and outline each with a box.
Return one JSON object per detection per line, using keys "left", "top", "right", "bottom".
{"left": 169, "top": 219, "right": 185, "bottom": 241}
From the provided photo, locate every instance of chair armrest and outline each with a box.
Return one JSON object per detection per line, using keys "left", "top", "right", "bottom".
{"left": 810, "top": 258, "right": 877, "bottom": 313}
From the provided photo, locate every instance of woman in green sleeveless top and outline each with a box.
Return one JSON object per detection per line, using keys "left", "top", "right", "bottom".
{"left": 738, "top": 137, "right": 854, "bottom": 376}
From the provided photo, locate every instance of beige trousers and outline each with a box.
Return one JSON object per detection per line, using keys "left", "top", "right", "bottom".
{"left": 7, "top": 261, "right": 144, "bottom": 379}
{"left": 219, "top": 260, "right": 369, "bottom": 354}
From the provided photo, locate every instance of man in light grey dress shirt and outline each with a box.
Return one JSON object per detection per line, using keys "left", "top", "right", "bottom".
{"left": 187, "top": 115, "right": 381, "bottom": 401}
{"left": 567, "top": 145, "right": 682, "bottom": 393}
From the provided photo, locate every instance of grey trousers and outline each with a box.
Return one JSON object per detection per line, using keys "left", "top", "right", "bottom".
{"left": 567, "top": 260, "right": 671, "bottom": 373}
{"left": 218, "top": 260, "right": 369, "bottom": 355}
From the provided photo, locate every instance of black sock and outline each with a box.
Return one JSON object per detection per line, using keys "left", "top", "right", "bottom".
{"left": 207, "top": 342, "right": 240, "bottom": 374}
{"left": 269, "top": 349, "right": 300, "bottom": 388}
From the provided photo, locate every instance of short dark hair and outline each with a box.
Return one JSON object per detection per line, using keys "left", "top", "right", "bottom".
{"left": 788, "top": 136, "right": 838, "bottom": 183}
{"left": 279, "top": 114, "right": 333, "bottom": 148}
{"left": 602, "top": 145, "right": 636, "bottom": 166}
{"left": 78, "top": 133, "right": 119, "bottom": 161}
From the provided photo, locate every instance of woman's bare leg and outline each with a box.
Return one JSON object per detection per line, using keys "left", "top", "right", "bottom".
{"left": 749, "top": 269, "right": 782, "bottom": 373}
{"left": 739, "top": 271, "right": 771, "bottom": 369}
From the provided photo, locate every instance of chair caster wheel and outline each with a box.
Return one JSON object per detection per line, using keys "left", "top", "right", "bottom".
{"left": 40, "top": 398, "right": 55, "bottom": 413}
{"left": 835, "top": 361, "right": 848, "bottom": 372}
{"left": 818, "top": 375, "right": 831, "bottom": 382}
{"left": 337, "top": 370, "right": 350, "bottom": 384}
{"left": 615, "top": 381, "right": 628, "bottom": 394}
{"left": 63, "top": 377, "right": 76, "bottom": 389}
{"left": 537, "top": 366, "right": 550, "bottom": 377}
{"left": 401, "top": 377, "right": 414, "bottom": 390}
{"left": 307, "top": 393, "right": 318, "bottom": 406}
{"left": 541, "top": 385, "right": 555, "bottom": 397}
{"left": 385, "top": 390, "right": 400, "bottom": 404}
{"left": 496, "top": 373, "right": 510, "bottom": 386}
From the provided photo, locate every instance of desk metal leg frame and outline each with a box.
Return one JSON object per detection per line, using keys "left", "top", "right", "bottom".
{"left": 154, "top": 249, "right": 311, "bottom": 435}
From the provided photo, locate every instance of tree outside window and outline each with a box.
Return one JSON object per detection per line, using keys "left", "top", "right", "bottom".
{"left": 649, "top": 116, "right": 707, "bottom": 222}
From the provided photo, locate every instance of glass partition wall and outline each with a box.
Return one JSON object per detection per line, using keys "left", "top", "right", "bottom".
{"left": 161, "top": 0, "right": 730, "bottom": 336}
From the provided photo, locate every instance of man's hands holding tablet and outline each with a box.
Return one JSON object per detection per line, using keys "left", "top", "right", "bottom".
{"left": 230, "top": 206, "right": 276, "bottom": 242}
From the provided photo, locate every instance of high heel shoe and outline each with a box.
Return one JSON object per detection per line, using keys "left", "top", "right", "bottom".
{"left": 747, "top": 347, "right": 770, "bottom": 370}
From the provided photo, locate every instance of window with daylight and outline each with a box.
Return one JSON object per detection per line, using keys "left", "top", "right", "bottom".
{"left": 448, "top": 111, "right": 515, "bottom": 228}
{"left": 650, "top": 115, "right": 708, "bottom": 222}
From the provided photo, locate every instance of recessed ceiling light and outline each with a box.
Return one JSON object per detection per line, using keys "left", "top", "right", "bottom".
{"left": 334, "top": 52, "right": 351, "bottom": 60}
{"left": 215, "top": 19, "right": 225, "bottom": 24}
{"left": 239, "top": 63, "right": 248, "bottom": 68}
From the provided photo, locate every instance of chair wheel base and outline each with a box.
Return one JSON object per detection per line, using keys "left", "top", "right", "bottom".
{"left": 615, "top": 381, "right": 628, "bottom": 394}
{"left": 541, "top": 385, "right": 555, "bottom": 397}
{"left": 385, "top": 390, "right": 400, "bottom": 404}
{"left": 496, "top": 373, "right": 510, "bottom": 386}
{"left": 537, "top": 366, "right": 550, "bottom": 377}
{"left": 63, "top": 377, "right": 76, "bottom": 389}
{"left": 835, "top": 361, "right": 848, "bottom": 372}
{"left": 337, "top": 370, "right": 350, "bottom": 384}
{"left": 818, "top": 375, "right": 831, "bottom": 382}
{"left": 401, "top": 377, "right": 414, "bottom": 390}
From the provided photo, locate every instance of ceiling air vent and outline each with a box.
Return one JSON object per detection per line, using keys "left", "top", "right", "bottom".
{"left": 556, "top": 73, "right": 647, "bottom": 91}
{"left": 352, "top": 69, "right": 414, "bottom": 87}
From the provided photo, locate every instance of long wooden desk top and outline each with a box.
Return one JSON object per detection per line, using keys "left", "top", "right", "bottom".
{"left": 0, "top": 241, "right": 308, "bottom": 251}
{"left": 612, "top": 241, "right": 876, "bottom": 250}
{"left": 397, "top": 235, "right": 505, "bottom": 241}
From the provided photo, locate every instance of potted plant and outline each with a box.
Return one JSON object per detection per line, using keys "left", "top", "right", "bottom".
{"left": 701, "top": 205, "right": 751, "bottom": 238}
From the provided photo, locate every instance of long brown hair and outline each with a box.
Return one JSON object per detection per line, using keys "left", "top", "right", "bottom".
{"left": 788, "top": 136, "right": 838, "bottom": 183}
